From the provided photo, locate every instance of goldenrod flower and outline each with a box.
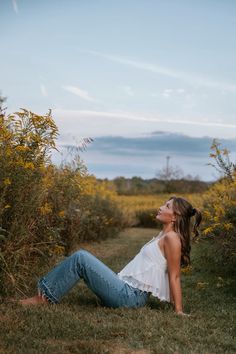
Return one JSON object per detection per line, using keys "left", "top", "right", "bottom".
{"left": 39, "top": 203, "right": 52, "bottom": 215}
{"left": 15, "top": 145, "right": 29, "bottom": 152}
{"left": 3, "top": 178, "right": 11, "bottom": 186}
{"left": 24, "top": 162, "right": 35, "bottom": 170}
{"left": 202, "top": 227, "right": 214, "bottom": 235}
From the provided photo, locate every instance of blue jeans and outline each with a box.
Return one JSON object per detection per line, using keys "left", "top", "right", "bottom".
{"left": 38, "top": 249, "right": 149, "bottom": 308}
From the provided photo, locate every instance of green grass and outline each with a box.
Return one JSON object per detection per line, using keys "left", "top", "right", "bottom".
{"left": 0, "top": 228, "right": 235, "bottom": 354}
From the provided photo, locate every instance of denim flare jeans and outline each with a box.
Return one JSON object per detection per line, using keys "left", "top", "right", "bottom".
{"left": 38, "top": 249, "right": 149, "bottom": 308}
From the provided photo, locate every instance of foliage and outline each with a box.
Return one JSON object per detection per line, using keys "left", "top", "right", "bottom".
{"left": 0, "top": 109, "right": 125, "bottom": 296}
{"left": 135, "top": 209, "right": 158, "bottom": 228}
{"left": 74, "top": 194, "right": 124, "bottom": 245}
{"left": 202, "top": 140, "right": 236, "bottom": 267}
{"left": 0, "top": 109, "right": 59, "bottom": 295}
{"left": 0, "top": 91, "right": 6, "bottom": 113}
{"left": 208, "top": 138, "right": 236, "bottom": 181}
{"left": 112, "top": 176, "right": 210, "bottom": 195}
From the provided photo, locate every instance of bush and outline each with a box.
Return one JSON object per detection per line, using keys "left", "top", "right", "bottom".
{"left": 201, "top": 140, "right": 236, "bottom": 269}
{"left": 75, "top": 194, "right": 125, "bottom": 245}
{"left": 0, "top": 109, "right": 60, "bottom": 296}
{"left": 0, "top": 109, "right": 125, "bottom": 297}
{"left": 135, "top": 209, "right": 158, "bottom": 228}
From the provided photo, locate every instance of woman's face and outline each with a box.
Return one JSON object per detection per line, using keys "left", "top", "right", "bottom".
{"left": 156, "top": 199, "right": 176, "bottom": 224}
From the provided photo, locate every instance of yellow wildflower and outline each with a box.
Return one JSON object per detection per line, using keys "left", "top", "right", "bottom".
{"left": 3, "top": 178, "right": 11, "bottom": 186}
{"left": 202, "top": 227, "right": 214, "bottom": 235}
{"left": 39, "top": 203, "right": 52, "bottom": 215}
{"left": 24, "top": 162, "right": 35, "bottom": 170}
{"left": 5, "top": 147, "right": 12, "bottom": 156}
{"left": 224, "top": 223, "right": 233, "bottom": 231}
{"left": 58, "top": 210, "right": 65, "bottom": 218}
{"left": 4, "top": 204, "right": 11, "bottom": 209}
{"left": 15, "top": 145, "right": 29, "bottom": 152}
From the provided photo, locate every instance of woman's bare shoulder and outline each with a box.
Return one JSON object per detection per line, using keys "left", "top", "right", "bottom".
{"left": 163, "top": 231, "right": 181, "bottom": 246}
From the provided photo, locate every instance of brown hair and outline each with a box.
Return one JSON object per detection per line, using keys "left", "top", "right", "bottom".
{"left": 168, "top": 196, "right": 202, "bottom": 267}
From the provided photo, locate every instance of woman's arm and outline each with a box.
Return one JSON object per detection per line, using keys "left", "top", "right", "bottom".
{"left": 164, "top": 232, "right": 183, "bottom": 313}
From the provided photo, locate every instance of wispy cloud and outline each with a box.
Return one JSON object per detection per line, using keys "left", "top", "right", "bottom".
{"left": 123, "top": 86, "right": 134, "bottom": 96}
{"left": 85, "top": 50, "right": 236, "bottom": 93}
{"left": 40, "top": 84, "right": 48, "bottom": 97}
{"left": 12, "top": 0, "right": 18, "bottom": 13}
{"left": 152, "top": 88, "right": 186, "bottom": 98}
{"left": 162, "top": 89, "right": 173, "bottom": 98}
{"left": 55, "top": 108, "right": 236, "bottom": 129}
{"left": 62, "top": 85, "right": 98, "bottom": 102}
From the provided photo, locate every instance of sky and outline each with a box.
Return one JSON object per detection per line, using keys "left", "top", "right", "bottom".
{"left": 1, "top": 0, "right": 236, "bottom": 181}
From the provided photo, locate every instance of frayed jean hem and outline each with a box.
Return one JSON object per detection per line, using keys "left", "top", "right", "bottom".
{"left": 38, "top": 278, "right": 59, "bottom": 304}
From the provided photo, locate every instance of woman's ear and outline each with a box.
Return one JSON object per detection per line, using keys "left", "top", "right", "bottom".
{"left": 171, "top": 215, "right": 177, "bottom": 223}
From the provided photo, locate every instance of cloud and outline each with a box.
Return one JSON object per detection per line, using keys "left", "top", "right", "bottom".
{"left": 12, "top": 0, "right": 18, "bottom": 13}
{"left": 82, "top": 132, "right": 236, "bottom": 156}
{"left": 54, "top": 108, "right": 236, "bottom": 129}
{"left": 85, "top": 50, "right": 236, "bottom": 93}
{"left": 62, "top": 85, "right": 98, "bottom": 102}
{"left": 53, "top": 132, "right": 236, "bottom": 181}
{"left": 162, "top": 89, "right": 173, "bottom": 98}
{"left": 152, "top": 88, "right": 186, "bottom": 98}
{"left": 40, "top": 84, "right": 48, "bottom": 97}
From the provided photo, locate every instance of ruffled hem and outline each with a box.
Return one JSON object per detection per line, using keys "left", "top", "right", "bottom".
{"left": 121, "top": 276, "right": 170, "bottom": 302}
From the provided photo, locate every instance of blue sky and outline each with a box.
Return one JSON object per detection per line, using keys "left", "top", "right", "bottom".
{"left": 1, "top": 0, "right": 236, "bottom": 181}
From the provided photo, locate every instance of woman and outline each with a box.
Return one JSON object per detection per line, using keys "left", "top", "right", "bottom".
{"left": 19, "top": 196, "right": 202, "bottom": 316}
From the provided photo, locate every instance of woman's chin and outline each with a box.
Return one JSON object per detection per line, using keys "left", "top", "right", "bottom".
{"left": 155, "top": 216, "right": 162, "bottom": 223}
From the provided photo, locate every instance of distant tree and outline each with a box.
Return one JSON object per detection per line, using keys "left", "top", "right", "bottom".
{"left": 156, "top": 156, "right": 184, "bottom": 180}
{"left": 155, "top": 156, "right": 201, "bottom": 193}
{"left": 156, "top": 156, "right": 183, "bottom": 192}
{"left": 156, "top": 164, "right": 184, "bottom": 180}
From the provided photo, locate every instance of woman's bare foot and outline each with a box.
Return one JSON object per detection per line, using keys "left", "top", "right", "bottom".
{"left": 19, "top": 295, "right": 49, "bottom": 305}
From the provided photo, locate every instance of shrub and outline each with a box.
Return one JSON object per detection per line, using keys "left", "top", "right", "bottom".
{"left": 135, "top": 209, "right": 158, "bottom": 228}
{"left": 0, "top": 109, "right": 59, "bottom": 296}
{"left": 201, "top": 140, "right": 236, "bottom": 270}
{"left": 74, "top": 194, "right": 125, "bottom": 245}
{"left": 0, "top": 109, "right": 125, "bottom": 297}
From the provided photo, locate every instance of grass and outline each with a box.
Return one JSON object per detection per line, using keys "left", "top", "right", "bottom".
{"left": 0, "top": 227, "right": 235, "bottom": 354}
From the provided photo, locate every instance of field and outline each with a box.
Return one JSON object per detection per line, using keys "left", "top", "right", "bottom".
{"left": 0, "top": 227, "right": 235, "bottom": 354}
{"left": 114, "top": 193, "right": 204, "bottom": 226}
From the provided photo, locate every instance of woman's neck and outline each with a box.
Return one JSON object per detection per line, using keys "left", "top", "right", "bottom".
{"left": 162, "top": 224, "right": 175, "bottom": 234}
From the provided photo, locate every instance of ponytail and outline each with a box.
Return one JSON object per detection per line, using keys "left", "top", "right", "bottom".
{"left": 192, "top": 208, "right": 202, "bottom": 240}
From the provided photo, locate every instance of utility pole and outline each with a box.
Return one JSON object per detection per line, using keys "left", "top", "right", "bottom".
{"left": 166, "top": 155, "right": 170, "bottom": 180}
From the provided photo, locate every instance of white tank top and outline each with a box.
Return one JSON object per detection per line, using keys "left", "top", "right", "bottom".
{"left": 117, "top": 232, "right": 170, "bottom": 302}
